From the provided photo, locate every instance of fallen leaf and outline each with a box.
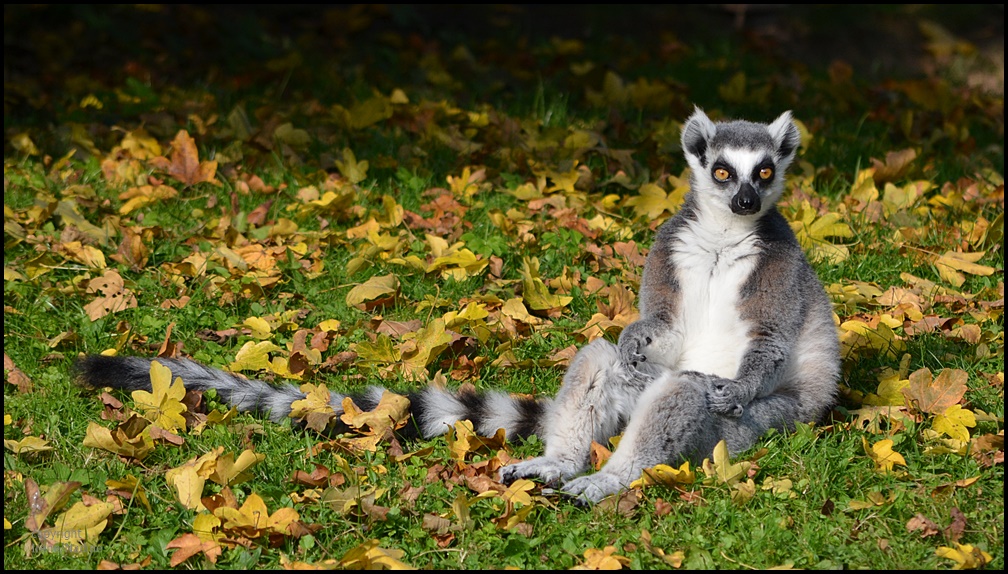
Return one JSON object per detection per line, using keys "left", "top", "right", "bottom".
{"left": 132, "top": 360, "right": 188, "bottom": 433}
{"left": 862, "top": 437, "right": 907, "bottom": 473}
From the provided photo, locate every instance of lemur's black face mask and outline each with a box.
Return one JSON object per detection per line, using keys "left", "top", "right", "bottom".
{"left": 731, "top": 183, "right": 761, "bottom": 215}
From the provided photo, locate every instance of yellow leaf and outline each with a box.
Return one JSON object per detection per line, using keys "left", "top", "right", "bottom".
{"left": 41, "top": 500, "right": 114, "bottom": 548}
{"left": 229, "top": 340, "right": 282, "bottom": 372}
{"left": 572, "top": 545, "right": 631, "bottom": 570}
{"left": 4, "top": 435, "right": 53, "bottom": 455}
{"left": 165, "top": 448, "right": 221, "bottom": 510}
{"left": 118, "top": 184, "right": 179, "bottom": 214}
{"left": 936, "top": 543, "right": 993, "bottom": 569}
{"left": 289, "top": 383, "right": 337, "bottom": 432}
{"left": 520, "top": 257, "right": 573, "bottom": 311}
{"left": 631, "top": 461, "right": 695, "bottom": 489}
{"left": 500, "top": 478, "right": 535, "bottom": 507}
{"left": 334, "top": 147, "right": 369, "bottom": 183}
{"left": 398, "top": 319, "right": 454, "bottom": 380}
{"left": 208, "top": 449, "right": 265, "bottom": 487}
{"left": 934, "top": 251, "right": 995, "bottom": 288}
{"left": 132, "top": 361, "right": 187, "bottom": 432}
{"left": 340, "top": 391, "right": 411, "bottom": 436}
{"left": 932, "top": 404, "right": 977, "bottom": 443}
{"left": 702, "top": 440, "right": 751, "bottom": 485}
{"left": 623, "top": 182, "right": 684, "bottom": 220}
{"left": 82, "top": 414, "right": 154, "bottom": 461}
{"left": 862, "top": 437, "right": 907, "bottom": 473}
{"left": 242, "top": 316, "right": 272, "bottom": 339}
{"left": 338, "top": 539, "right": 414, "bottom": 570}
{"left": 346, "top": 273, "right": 399, "bottom": 310}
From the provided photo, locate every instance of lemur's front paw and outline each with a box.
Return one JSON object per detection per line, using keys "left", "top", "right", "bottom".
{"left": 499, "top": 457, "right": 577, "bottom": 487}
{"left": 617, "top": 322, "right": 653, "bottom": 369}
{"left": 560, "top": 473, "right": 626, "bottom": 506}
{"left": 707, "top": 379, "right": 745, "bottom": 418}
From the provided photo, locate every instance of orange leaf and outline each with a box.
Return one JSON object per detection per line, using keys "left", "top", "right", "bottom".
{"left": 901, "top": 368, "right": 968, "bottom": 415}
{"left": 150, "top": 130, "right": 218, "bottom": 187}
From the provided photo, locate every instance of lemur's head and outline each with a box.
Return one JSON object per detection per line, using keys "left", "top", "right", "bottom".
{"left": 680, "top": 107, "right": 800, "bottom": 218}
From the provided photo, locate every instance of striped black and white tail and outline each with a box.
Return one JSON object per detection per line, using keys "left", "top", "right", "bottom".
{"left": 73, "top": 355, "right": 550, "bottom": 441}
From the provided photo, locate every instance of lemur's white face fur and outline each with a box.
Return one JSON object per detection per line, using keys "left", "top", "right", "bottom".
{"left": 680, "top": 107, "right": 801, "bottom": 221}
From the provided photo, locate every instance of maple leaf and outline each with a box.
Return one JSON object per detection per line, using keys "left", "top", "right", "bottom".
{"left": 229, "top": 340, "right": 282, "bottom": 372}
{"left": 398, "top": 318, "right": 454, "bottom": 380}
{"left": 148, "top": 130, "right": 219, "bottom": 187}
{"left": 862, "top": 437, "right": 907, "bottom": 473}
{"left": 932, "top": 404, "right": 977, "bottom": 443}
{"left": 166, "top": 532, "right": 222, "bottom": 566}
{"left": 165, "top": 447, "right": 223, "bottom": 510}
{"left": 83, "top": 269, "right": 139, "bottom": 321}
{"left": 215, "top": 492, "right": 300, "bottom": 539}
{"left": 289, "top": 383, "right": 337, "bottom": 432}
{"left": 208, "top": 448, "right": 266, "bottom": 487}
{"left": 333, "top": 147, "right": 369, "bottom": 184}
{"left": 571, "top": 545, "right": 631, "bottom": 570}
{"left": 340, "top": 390, "right": 410, "bottom": 437}
{"left": 788, "top": 200, "right": 853, "bottom": 264}
{"left": 701, "top": 440, "right": 751, "bottom": 485}
{"left": 117, "top": 184, "right": 179, "bottom": 214}
{"left": 901, "top": 368, "right": 968, "bottom": 415}
{"left": 132, "top": 360, "right": 188, "bottom": 433}
{"left": 623, "top": 182, "right": 685, "bottom": 220}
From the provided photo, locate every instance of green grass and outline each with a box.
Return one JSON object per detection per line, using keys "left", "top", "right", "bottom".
{"left": 4, "top": 4, "right": 1004, "bottom": 570}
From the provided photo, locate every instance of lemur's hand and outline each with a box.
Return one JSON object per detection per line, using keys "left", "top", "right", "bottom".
{"left": 706, "top": 378, "right": 745, "bottom": 418}
{"left": 617, "top": 321, "right": 655, "bottom": 369}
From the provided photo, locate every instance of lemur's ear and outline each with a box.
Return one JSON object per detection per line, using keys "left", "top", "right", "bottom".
{"left": 767, "top": 110, "right": 801, "bottom": 162}
{"left": 681, "top": 106, "right": 717, "bottom": 167}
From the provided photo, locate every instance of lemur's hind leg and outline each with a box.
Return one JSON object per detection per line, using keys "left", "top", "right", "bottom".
{"left": 560, "top": 372, "right": 815, "bottom": 504}
{"left": 499, "top": 339, "right": 653, "bottom": 486}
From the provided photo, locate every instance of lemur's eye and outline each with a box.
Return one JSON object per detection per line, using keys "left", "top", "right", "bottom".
{"left": 713, "top": 168, "right": 730, "bottom": 182}
{"left": 759, "top": 167, "right": 773, "bottom": 180}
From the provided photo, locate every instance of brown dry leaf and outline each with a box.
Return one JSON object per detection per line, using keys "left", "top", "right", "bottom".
{"left": 166, "top": 532, "right": 222, "bottom": 566}
{"left": 340, "top": 390, "right": 410, "bottom": 437}
{"left": 4, "top": 353, "right": 33, "bottom": 393}
{"left": 289, "top": 382, "right": 337, "bottom": 432}
{"left": 25, "top": 478, "right": 81, "bottom": 533}
{"left": 149, "top": 130, "right": 219, "bottom": 187}
{"left": 906, "top": 513, "right": 940, "bottom": 537}
{"left": 870, "top": 148, "right": 917, "bottom": 183}
{"left": 84, "top": 269, "right": 138, "bottom": 320}
{"left": 902, "top": 368, "right": 968, "bottom": 415}
{"left": 82, "top": 413, "right": 155, "bottom": 461}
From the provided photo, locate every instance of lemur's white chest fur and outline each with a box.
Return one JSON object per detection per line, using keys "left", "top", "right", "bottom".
{"left": 661, "top": 209, "right": 759, "bottom": 378}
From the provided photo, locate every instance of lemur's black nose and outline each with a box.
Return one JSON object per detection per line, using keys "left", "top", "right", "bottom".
{"left": 731, "top": 183, "right": 761, "bottom": 215}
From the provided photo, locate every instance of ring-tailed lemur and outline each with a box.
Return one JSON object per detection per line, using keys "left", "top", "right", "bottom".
{"left": 74, "top": 107, "right": 840, "bottom": 505}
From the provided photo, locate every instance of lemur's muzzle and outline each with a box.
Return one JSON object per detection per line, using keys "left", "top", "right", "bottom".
{"left": 731, "top": 183, "right": 761, "bottom": 215}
